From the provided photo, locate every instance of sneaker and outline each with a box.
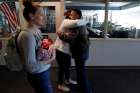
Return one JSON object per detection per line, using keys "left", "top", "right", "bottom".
{"left": 65, "top": 78, "right": 77, "bottom": 85}
{"left": 58, "top": 84, "right": 70, "bottom": 92}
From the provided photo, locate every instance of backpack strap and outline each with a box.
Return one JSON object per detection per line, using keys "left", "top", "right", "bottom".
{"left": 15, "top": 31, "right": 22, "bottom": 54}
{"left": 32, "top": 31, "right": 43, "bottom": 49}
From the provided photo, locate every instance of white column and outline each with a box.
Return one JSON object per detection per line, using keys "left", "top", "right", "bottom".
{"left": 18, "top": 0, "right": 27, "bottom": 30}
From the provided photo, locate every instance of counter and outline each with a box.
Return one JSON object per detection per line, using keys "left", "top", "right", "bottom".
{"left": 83, "top": 38, "right": 140, "bottom": 66}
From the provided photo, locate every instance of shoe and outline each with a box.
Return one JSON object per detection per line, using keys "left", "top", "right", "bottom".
{"left": 65, "top": 78, "right": 77, "bottom": 85}
{"left": 58, "top": 84, "right": 70, "bottom": 92}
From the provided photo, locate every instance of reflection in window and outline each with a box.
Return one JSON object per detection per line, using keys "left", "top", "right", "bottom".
{"left": 74, "top": 2, "right": 140, "bottom": 38}
{"left": 82, "top": 10, "right": 105, "bottom": 38}
{"left": 40, "top": 6, "right": 56, "bottom": 33}
{"left": 108, "top": 2, "right": 140, "bottom": 38}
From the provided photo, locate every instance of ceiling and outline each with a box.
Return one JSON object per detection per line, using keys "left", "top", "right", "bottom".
{"left": 30, "top": 0, "right": 140, "bottom": 10}
{"left": 65, "top": 0, "right": 140, "bottom": 2}
{"left": 0, "top": 0, "right": 139, "bottom": 10}
{"left": 9, "top": 0, "right": 140, "bottom": 2}
{"left": 65, "top": 1, "right": 140, "bottom": 10}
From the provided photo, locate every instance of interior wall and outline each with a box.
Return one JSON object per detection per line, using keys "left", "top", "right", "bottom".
{"left": 18, "top": 0, "right": 65, "bottom": 40}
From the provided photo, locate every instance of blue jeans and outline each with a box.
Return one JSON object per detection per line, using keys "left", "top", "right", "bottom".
{"left": 74, "top": 59, "right": 93, "bottom": 93}
{"left": 27, "top": 69, "right": 53, "bottom": 93}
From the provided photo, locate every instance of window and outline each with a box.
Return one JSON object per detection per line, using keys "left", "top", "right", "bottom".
{"left": 108, "top": 2, "right": 140, "bottom": 38}
{"left": 40, "top": 6, "right": 56, "bottom": 33}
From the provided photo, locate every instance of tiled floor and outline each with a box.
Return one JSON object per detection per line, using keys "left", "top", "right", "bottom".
{"left": 0, "top": 67, "right": 140, "bottom": 93}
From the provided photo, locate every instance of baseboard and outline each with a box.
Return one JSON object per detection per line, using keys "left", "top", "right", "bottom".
{"left": 2, "top": 65, "right": 140, "bottom": 70}
{"left": 52, "top": 66, "right": 140, "bottom": 69}
{"left": 84, "top": 66, "right": 140, "bottom": 69}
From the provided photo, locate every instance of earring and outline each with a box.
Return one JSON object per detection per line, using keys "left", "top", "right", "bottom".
{"left": 31, "top": 17, "right": 34, "bottom": 20}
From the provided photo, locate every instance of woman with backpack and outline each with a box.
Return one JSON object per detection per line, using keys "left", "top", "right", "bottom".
{"left": 17, "top": 1, "right": 54, "bottom": 93}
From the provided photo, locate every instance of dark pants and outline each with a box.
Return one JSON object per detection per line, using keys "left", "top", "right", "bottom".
{"left": 74, "top": 58, "right": 92, "bottom": 93}
{"left": 27, "top": 69, "right": 53, "bottom": 93}
{"left": 56, "top": 50, "right": 71, "bottom": 84}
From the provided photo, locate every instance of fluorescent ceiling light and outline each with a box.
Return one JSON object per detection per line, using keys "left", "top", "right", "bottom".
{"left": 65, "top": 1, "right": 72, "bottom": 3}
{"left": 109, "top": 2, "right": 131, "bottom": 7}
